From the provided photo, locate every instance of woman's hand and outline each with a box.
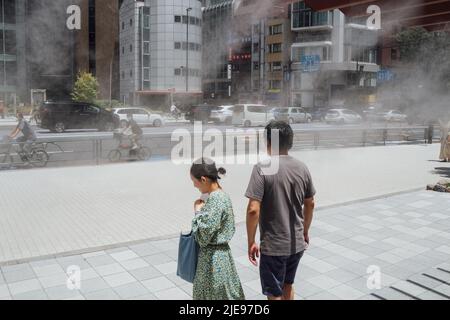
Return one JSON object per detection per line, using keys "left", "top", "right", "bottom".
{"left": 194, "top": 199, "right": 205, "bottom": 212}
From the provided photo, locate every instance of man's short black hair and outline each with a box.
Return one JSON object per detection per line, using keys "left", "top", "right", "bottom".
{"left": 265, "top": 120, "right": 294, "bottom": 151}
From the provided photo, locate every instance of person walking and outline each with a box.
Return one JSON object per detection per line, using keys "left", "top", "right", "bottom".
{"left": 245, "top": 121, "right": 316, "bottom": 300}
{"left": 190, "top": 158, "right": 245, "bottom": 300}
{"left": 439, "top": 120, "right": 450, "bottom": 162}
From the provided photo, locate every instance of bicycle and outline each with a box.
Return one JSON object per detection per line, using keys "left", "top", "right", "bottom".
{"left": 107, "top": 132, "right": 152, "bottom": 163}
{"left": 0, "top": 136, "right": 49, "bottom": 169}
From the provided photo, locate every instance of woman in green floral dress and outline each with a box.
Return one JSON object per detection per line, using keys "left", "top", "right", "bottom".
{"left": 190, "top": 158, "right": 245, "bottom": 300}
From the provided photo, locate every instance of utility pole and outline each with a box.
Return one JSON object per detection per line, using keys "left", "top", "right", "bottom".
{"left": 2, "top": 0, "right": 7, "bottom": 112}
{"left": 186, "top": 7, "right": 192, "bottom": 93}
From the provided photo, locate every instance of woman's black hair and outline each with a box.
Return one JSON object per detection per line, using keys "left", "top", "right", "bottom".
{"left": 190, "top": 158, "right": 226, "bottom": 183}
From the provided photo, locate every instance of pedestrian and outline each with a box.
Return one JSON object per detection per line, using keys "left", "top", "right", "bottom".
{"left": 190, "top": 158, "right": 245, "bottom": 300}
{"left": 443, "top": 132, "right": 450, "bottom": 162}
{"left": 245, "top": 120, "right": 316, "bottom": 300}
{"left": 439, "top": 120, "right": 450, "bottom": 162}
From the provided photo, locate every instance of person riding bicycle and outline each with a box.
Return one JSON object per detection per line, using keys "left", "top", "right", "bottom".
{"left": 170, "top": 104, "right": 180, "bottom": 119}
{"left": 122, "top": 114, "right": 143, "bottom": 150}
{"left": 8, "top": 112, "right": 37, "bottom": 160}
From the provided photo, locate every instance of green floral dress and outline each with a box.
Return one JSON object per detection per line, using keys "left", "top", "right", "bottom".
{"left": 192, "top": 190, "right": 245, "bottom": 300}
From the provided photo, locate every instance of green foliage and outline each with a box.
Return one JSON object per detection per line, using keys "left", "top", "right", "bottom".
{"left": 72, "top": 72, "right": 99, "bottom": 103}
{"left": 95, "top": 99, "right": 125, "bottom": 110}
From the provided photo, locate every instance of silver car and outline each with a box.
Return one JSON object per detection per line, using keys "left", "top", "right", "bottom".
{"left": 325, "top": 109, "right": 363, "bottom": 125}
{"left": 113, "top": 107, "right": 165, "bottom": 127}
{"left": 382, "top": 110, "right": 408, "bottom": 122}
{"left": 272, "top": 107, "right": 312, "bottom": 124}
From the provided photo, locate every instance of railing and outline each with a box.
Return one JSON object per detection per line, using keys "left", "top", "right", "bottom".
{"left": 0, "top": 125, "right": 438, "bottom": 170}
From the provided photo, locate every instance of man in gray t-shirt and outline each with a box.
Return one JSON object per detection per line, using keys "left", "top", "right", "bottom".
{"left": 245, "top": 121, "right": 316, "bottom": 300}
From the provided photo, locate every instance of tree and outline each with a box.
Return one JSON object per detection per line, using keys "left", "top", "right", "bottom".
{"left": 72, "top": 72, "right": 99, "bottom": 103}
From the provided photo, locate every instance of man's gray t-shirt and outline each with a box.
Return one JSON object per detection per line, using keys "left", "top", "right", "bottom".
{"left": 245, "top": 156, "right": 316, "bottom": 256}
{"left": 18, "top": 119, "right": 37, "bottom": 140}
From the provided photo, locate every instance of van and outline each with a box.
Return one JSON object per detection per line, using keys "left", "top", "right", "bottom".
{"left": 232, "top": 104, "right": 274, "bottom": 127}
{"left": 39, "top": 101, "right": 120, "bottom": 133}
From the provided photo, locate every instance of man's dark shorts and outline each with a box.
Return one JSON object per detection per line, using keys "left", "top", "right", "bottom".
{"left": 259, "top": 251, "right": 305, "bottom": 297}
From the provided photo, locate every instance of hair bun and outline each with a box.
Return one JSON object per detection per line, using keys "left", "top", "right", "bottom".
{"left": 218, "top": 167, "right": 227, "bottom": 176}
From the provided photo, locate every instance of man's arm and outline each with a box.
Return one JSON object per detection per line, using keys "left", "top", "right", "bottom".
{"left": 246, "top": 199, "right": 261, "bottom": 266}
{"left": 9, "top": 127, "right": 19, "bottom": 139}
{"left": 303, "top": 197, "right": 315, "bottom": 245}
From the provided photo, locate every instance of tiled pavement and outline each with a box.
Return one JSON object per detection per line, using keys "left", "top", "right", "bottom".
{"left": 1, "top": 190, "right": 449, "bottom": 300}
{"left": 1, "top": 144, "right": 447, "bottom": 264}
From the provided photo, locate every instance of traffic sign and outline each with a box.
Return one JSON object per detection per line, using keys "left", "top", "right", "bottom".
{"left": 301, "top": 55, "right": 321, "bottom": 72}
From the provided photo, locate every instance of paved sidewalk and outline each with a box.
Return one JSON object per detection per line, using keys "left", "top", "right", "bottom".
{"left": 0, "top": 190, "right": 449, "bottom": 300}
{"left": 0, "top": 144, "right": 448, "bottom": 264}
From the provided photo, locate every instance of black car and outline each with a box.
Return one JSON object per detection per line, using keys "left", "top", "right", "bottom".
{"left": 39, "top": 101, "right": 120, "bottom": 133}
{"left": 184, "top": 104, "right": 214, "bottom": 124}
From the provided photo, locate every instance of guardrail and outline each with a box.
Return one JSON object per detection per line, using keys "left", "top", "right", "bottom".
{"left": 0, "top": 125, "right": 438, "bottom": 170}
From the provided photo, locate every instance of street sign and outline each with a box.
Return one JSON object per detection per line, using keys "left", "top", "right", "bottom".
{"left": 301, "top": 55, "right": 321, "bottom": 72}
{"left": 377, "top": 69, "right": 394, "bottom": 82}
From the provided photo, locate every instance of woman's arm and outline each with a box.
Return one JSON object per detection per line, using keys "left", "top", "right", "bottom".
{"left": 192, "top": 195, "right": 223, "bottom": 248}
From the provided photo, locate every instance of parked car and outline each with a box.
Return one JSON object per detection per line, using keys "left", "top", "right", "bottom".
{"left": 113, "top": 107, "right": 165, "bottom": 127}
{"left": 210, "top": 105, "right": 234, "bottom": 124}
{"left": 185, "top": 104, "right": 214, "bottom": 124}
{"left": 39, "top": 101, "right": 120, "bottom": 133}
{"left": 232, "top": 104, "right": 274, "bottom": 127}
{"left": 381, "top": 110, "right": 408, "bottom": 122}
{"left": 324, "top": 109, "right": 363, "bottom": 125}
{"left": 272, "top": 107, "right": 312, "bottom": 124}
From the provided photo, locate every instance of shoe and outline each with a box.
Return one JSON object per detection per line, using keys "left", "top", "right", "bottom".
{"left": 131, "top": 144, "right": 139, "bottom": 150}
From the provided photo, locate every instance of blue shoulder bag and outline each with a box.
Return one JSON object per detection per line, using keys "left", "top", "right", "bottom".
{"left": 176, "top": 231, "right": 199, "bottom": 283}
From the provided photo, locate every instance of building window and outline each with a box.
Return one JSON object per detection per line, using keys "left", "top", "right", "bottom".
{"left": 122, "top": 21, "right": 125, "bottom": 30}
{"left": 174, "top": 15, "right": 181, "bottom": 23}
{"left": 292, "top": 1, "right": 330, "bottom": 28}
{"left": 130, "top": 44, "right": 133, "bottom": 52}
{"left": 269, "top": 80, "right": 282, "bottom": 90}
{"left": 182, "top": 15, "right": 188, "bottom": 24}
{"left": 130, "top": 19, "right": 133, "bottom": 27}
{"left": 269, "top": 24, "right": 283, "bottom": 35}
{"left": 174, "top": 68, "right": 181, "bottom": 76}
{"left": 122, "top": 47, "right": 124, "bottom": 55}
{"left": 271, "top": 61, "right": 282, "bottom": 71}
{"left": 122, "top": 72, "right": 125, "bottom": 80}
{"left": 253, "top": 43, "right": 259, "bottom": 53}
{"left": 253, "top": 62, "right": 259, "bottom": 70}
{"left": 174, "top": 42, "right": 181, "bottom": 49}
{"left": 269, "top": 43, "right": 282, "bottom": 53}
{"left": 144, "top": 43, "right": 150, "bottom": 54}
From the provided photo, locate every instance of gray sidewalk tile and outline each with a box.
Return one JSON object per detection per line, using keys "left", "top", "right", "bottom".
{"left": 328, "top": 284, "right": 366, "bottom": 300}
{"left": 119, "top": 258, "right": 150, "bottom": 271}
{"left": 128, "top": 243, "right": 162, "bottom": 257}
{"left": 1, "top": 263, "right": 34, "bottom": 274}
{"left": 242, "top": 284, "right": 260, "bottom": 299}
{"left": 154, "top": 261, "right": 178, "bottom": 275}
{"left": 143, "top": 253, "right": 174, "bottom": 265}
{"left": 294, "top": 281, "right": 323, "bottom": 298}
{"left": 110, "top": 250, "right": 139, "bottom": 262}
{"left": 32, "top": 264, "right": 65, "bottom": 278}
{"left": 154, "top": 287, "right": 191, "bottom": 300}
{"left": 44, "top": 285, "right": 80, "bottom": 300}
{"left": 85, "top": 289, "right": 120, "bottom": 300}
{"left": 306, "top": 291, "right": 340, "bottom": 300}
{"left": 323, "top": 269, "right": 362, "bottom": 284}
{"left": 86, "top": 254, "right": 116, "bottom": 267}
{"left": 0, "top": 284, "right": 10, "bottom": 298}
{"left": 141, "top": 276, "right": 176, "bottom": 293}
{"left": 12, "top": 289, "right": 48, "bottom": 300}
{"left": 3, "top": 268, "right": 37, "bottom": 283}
{"left": 94, "top": 263, "right": 126, "bottom": 277}
{"left": 38, "top": 273, "right": 68, "bottom": 289}
{"left": 103, "top": 272, "right": 137, "bottom": 288}
{"left": 56, "top": 256, "right": 91, "bottom": 271}
{"left": 129, "top": 266, "right": 163, "bottom": 281}
{"left": 8, "top": 279, "right": 42, "bottom": 296}
{"left": 79, "top": 277, "right": 110, "bottom": 294}
{"left": 165, "top": 273, "right": 190, "bottom": 287}
{"left": 131, "top": 293, "right": 158, "bottom": 300}
{"left": 306, "top": 275, "right": 342, "bottom": 291}
{"left": 113, "top": 282, "right": 149, "bottom": 299}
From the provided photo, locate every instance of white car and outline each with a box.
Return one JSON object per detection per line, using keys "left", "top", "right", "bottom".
{"left": 113, "top": 107, "right": 165, "bottom": 127}
{"left": 325, "top": 109, "right": 362, "bottom": 124}
{"left": 382, "top": 110, "right": 408, "bottom": 122}
{"left": 210, "top": 106, "right": 234, "bottom": 124}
